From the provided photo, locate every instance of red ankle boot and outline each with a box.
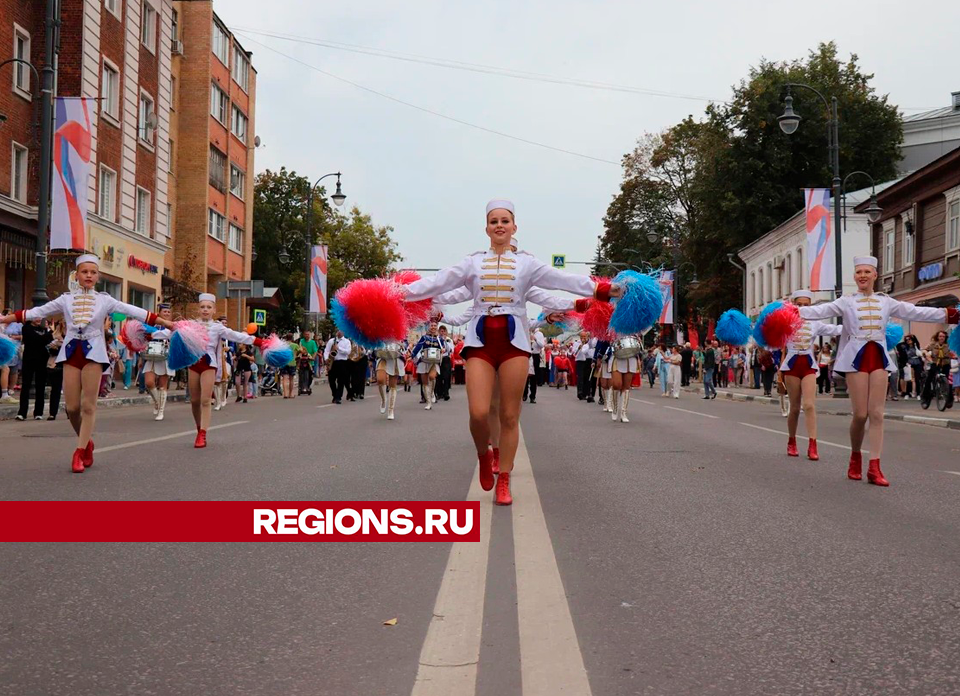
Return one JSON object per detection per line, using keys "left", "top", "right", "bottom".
{"left": 807, "top": 439, "right": 819, "bottom": 461}
{"left": 491, "top": 447, "right": 501, "bottom": 475}
{"left": 787, "top": 437, "right": 799, "bottom": 457}
{"left": 194, "top": 429, "right": 207, "bottom": 448}
{"left": 71, "top": 448, "right": 86, "bottom": 473}
{"left": 867, "top": 459, "right": 889, "bottom": 486}
{"left": 478, "top": 449, "right": 494, "bottom": 491}
{"left": 83, "top": 440, "right": 95, "bottom": 468}
{"left": 847, "top": 452, "right": 863, "bottom": 481}
{"left": 495, "top": 472, "right": 512, "bottom": 506}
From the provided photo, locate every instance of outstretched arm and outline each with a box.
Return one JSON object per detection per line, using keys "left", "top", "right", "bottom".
{"left": 403, "top": 258, "right": 473, "bottom": 302}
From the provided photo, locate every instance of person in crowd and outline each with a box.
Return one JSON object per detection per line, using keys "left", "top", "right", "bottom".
{"left": 574, "top": 330, "right": 597, "bottom": 402}
{"left": 817, "top": 343, "right": 833, "bottom": 394}
{"left": 2, "top": 311, "right": 23, "bottom": 402}
{"left": 750, "top": 345, "right": 762, "bottom": 389}
{"left": 922, "top": 330, "right": 954, "bottom": 408}
{"left": 643, "top": 348, "right": 657, "bottom": 388}
{"left": 759, "top": 348, "right": 777, "bottom": 397}
{"left": 324, "top": 330, "right": 352, "bottom": 404}
{"left": 680, "top": 342, "right": 693, "bottom": 387}
{"left": 702, "top": 339, "right": 717, "bottom": 399}
{"left": 142, "top": 304, "right": 174, "bottom": 420}
{"left": 435, "top": 325, "right": 455, "bottom": 401}
{"left": 656, "top": 344, "right": 670, "bottom": 397}
{"left": 45, "top": 319, "right": 65, "bottom": 420}
{"left": 298, "top": 329, "right": 318, "bottom": 395}
{"left": 280, "top": 334, "right": 301, "bottom": 399}
{"left": 667, "top": 345, "right": 682, "bottom": 399}
{"left": 15, "top": 317, "right": 53, "bottom": 420}
{"left": 234, "top": 344, "right": 254, "bottom": 403}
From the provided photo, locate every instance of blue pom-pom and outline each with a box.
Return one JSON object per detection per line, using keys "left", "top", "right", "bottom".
{"left": 949, "top": 321, "right": 960, "bottom": 356}
{"left": 331, "top": 297, "right": 382, "bottom": 349}
{"left": 610, "top": 270, "right": 664, "bottom": 335}
{"left": 716, "top": 309, "right": 753, "bottom": 346}
{"left": 167, "top": 331, "right": 205, "bottom": 370}
{"left": 752, "top": 301, "right": 784, "bottom": 348}
{"left": 0, "top": 334, "right": 16, "bottom": 367}
{"left": 885, "top": 323, "right": 904, "bottom": 350}
{"left": 143, "top": 324, "right": 159, "bottom": 334}
{"left": 265, "top": 346, "right": 293, "bottom": 368}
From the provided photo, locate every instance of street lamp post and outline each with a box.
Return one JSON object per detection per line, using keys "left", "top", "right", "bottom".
{"left": 303, "top": 173, "right": 346, "bottom": 324}
{"left": 841, "top": 171, "right": 883, "bottom": 231}
{"left": 726, "top": 253, "right": 747, "bottom": 312}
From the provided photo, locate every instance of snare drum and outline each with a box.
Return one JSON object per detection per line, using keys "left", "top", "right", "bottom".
{"left": 376, "top": 343, "right": 401, "bottom": 360}
{"left": 613, "top": 336, "right": 642, "bottom": 359}
{"left": 422, "top": 346, "right": 443, "bottom": 364}
{"left": 144, "top": 339, "right": 169, "bottom": 361}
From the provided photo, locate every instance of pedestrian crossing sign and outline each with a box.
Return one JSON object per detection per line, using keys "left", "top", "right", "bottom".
{"left": 253, "top": 309, "right": 267, "bottom": 326}
{"left": 552, "top": 255, "right": 565, "bottom": 269}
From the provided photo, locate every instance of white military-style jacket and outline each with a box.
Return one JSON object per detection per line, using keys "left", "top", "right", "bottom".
{"left": 799, "top": 293, "right": 951, "bottom": 373}
{"left": 404, "top": 249, "right": 600, "bottom": 354}
{"left": 20, "top": 288, "right": 155, "bottom": 365}
{"left": 198, "top": 320, "right": 257, "bottom": 380}
{"left": 436, "top": 286, "right": 575, "bottom": 327}
{"left": 779, "top": 320, "right": 842, "bottom": 372}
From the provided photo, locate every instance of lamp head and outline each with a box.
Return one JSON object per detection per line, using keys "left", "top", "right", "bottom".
{"left": 865, "top": 195, "right": 882, "bottom": 224}
{"left": 778, "top": 94, "right": 801, "bottom": 135}
{"left": 278, "top": 249, "right": 290, "bottom": 265}
{"left": 331, "top": 178, "right": 346, "bottom": 207}
{"left": 646, "top": 230, "right": 659, "bottom": 244}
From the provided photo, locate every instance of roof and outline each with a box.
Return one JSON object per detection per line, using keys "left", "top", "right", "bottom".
{"left": 855, "top": 146, "right": 960, "bottom": 213}
{"left": 903, "top": 106, "right": 958, "bottom": 123}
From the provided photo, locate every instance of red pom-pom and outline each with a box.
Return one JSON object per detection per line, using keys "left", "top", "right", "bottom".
{"left": 392, "top": 271, "right": 434, "bottom": 329}
{"left": 335, "top": 278, "right": 407, "bottom": 344}
{"left": 580, "top": 299, "right": 615, "bottom": 340}
{"left": 761, "top": 304, "right": 803, "bottom": 349}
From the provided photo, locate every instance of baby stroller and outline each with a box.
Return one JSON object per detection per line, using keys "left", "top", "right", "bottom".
{"left": 259, "top": 365, "right": 282, "bottom": 396}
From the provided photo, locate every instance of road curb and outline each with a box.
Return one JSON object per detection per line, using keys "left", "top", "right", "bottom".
{"left": 0, "top": 392, "right": 189, "bottom": 422}
{"left": 680, "top": 385, "right": 960, "bottom": 430}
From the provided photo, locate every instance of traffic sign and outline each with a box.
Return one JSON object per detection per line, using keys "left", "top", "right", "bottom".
{"left": 552, "top": 254, "right": 565, "bottom": 269}
{"left": 253, "top": 309, "right": 267, "bottom": 326}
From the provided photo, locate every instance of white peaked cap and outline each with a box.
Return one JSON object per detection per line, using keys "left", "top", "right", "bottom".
{"left": 198, "top": 293, "right": 216, "bottom": 303}
{"left": 75, "top": 254, "right": 100, "bottom": 267}
{"left": 486, "top": 199, "right": 515, "bottom": 215}
{"left": 853, "top": 255, "right": 878, "bottom": 268}
{"left": 791, "top": 290, "right": 814, "bottom": 300}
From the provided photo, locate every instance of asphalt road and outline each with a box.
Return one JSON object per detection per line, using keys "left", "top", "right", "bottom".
{"left": 1, "top": 382, "right": 959, "bottom": 696}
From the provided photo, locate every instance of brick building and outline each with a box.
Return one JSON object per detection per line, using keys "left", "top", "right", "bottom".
{"left": 167, "top": 2, "right": 257, "bottom": 326}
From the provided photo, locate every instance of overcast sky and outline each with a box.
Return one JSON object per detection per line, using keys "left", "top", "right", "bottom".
{"left": 218, "top": 0, "right": 959, "bottom": 280}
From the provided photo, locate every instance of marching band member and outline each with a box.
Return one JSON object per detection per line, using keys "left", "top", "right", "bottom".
{"left": 411, "top": 321, "right": 444, "bottom": 410}
{"left": 143, "top": 304, "right": 174, "bottom": 421}
{"left": 1, "top": 255, "right": 172, "bottom": 472}
{"left": 798, "top": 256, "right": 959, "bottom": 485}
{"left": 780, "top": 290, "right": 842, "bottom": 460}
{"left": 608, "top": 333, "right": 644, "bottom": 423}
{"left": 185, "top": 294, "right": 267, "bottom": 448}
{"left": 401, "top": 200, "right": 618, "bottom": 505}
{"left": 524, "top": 326, "right": 546, "bottom": 404}
{"left": 323, "top": 330, "right": 352, "bottom": 404}
{"left": 375, "top": 339, "right": 405, "bottom": 420}
{"left": 595, "top": 339, "right": 614, "bottom": 413}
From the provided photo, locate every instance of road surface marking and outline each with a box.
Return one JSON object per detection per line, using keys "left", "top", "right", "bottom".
{"left": 96, "top": 421, "right": 249, "bottom": 453}
{"left": 636, "top": 399, "right": 656, "bottom": 406}
{"left": 940, "top": 471, "right": 960, "bottom": 477}
{"left": 512, "top": 428, "right": 593, "bottom": 695}
{"left": 316, "top": 404, "right": 334, "bottom": 409}
{"left": 738, "top": 423, "right": 865, "bottom": 452}
{"left": 411, "top": 464, "right": 493, "bottom": 696}
{"left": 664, "top": 405, "right": 719, "bottom": 419}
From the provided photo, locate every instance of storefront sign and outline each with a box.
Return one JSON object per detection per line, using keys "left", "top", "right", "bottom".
{"left": 918, "top": 262, "right": 944, "bottom": 282}
{"left": 128, "top": 255, "right": 159, "bottom": 274}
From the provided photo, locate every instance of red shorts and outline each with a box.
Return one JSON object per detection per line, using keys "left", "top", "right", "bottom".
{"left": 782, "top": 354, "right": 818, "bottom": 379}
{"left": 63, "top": 339, "right": 108, "bottom": 371}
{"left": 854, "top": 342, "right": 887, "bottom": 374}
{"left": 462, "top": 315, "right": 529, "bottom": 369}
{"left": 189, "top": 355, "right": 217, "bottom": 375}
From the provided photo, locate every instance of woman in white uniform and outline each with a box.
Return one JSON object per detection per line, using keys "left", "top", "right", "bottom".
{"left": 411, "top": 321, "right": 444, "bottom": 410}
{"left": 143, "top": 303, "right": 174, "bottom": 421}
{"left": 779, "top": 290, "right": 842, "bottom": 461}
{"left": 375, "top": 341, "right": 405, "bottom": 420}
{"left": 1, "top": 255, "right": 172, "bottom": 472}
{"left": 798, "top": 256, "right": 958, "bottom": 485}
{"left": 608, "top": 334, "right": 643, "bottom": 423}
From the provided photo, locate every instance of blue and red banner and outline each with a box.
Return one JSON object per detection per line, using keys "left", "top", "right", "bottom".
{"left": 658, "top": 270, "right": 674, "bottom": 325}
{"left": 309, "top": 244, "right": 329, "bottom": 315}
{"left": 51, "top": 97, "right": 94, "bottom": 251}
{"left": 804, "top": 188, "right": 834, "bottom": 292}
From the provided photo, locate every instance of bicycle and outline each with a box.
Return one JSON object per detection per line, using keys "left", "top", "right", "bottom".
{"left": 920, "top": 369, "right": 952, "bottom": 412}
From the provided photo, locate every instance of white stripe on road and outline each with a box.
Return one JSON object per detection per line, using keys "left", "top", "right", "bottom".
{"left": 664, "top": 405, "right": 719, "bottom": 419}
{"left": 738, "top": 423, "right": 865, "bottom": 452}
{"left": 940, "top": 471, "right": 960, "bottom": 477}
{"left": 316, "top": 404, "right": 334, "bottom": 409}
{"left": 512, "top": 428, "right": 593, "bottom": 695}
{"left": 95, "top": 421, "right": 249, "bottom": 453}
{"left": 411, "top": 465, "right": 493, "bottom": 696}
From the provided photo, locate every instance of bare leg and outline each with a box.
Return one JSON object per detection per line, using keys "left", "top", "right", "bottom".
{"left": 494, "top": 356, "right": 529, "bottom": 474}
{"left": 465, "top": 358, "right": 496, "bottom": 456}
{"left": 785, "top": 375, "right": 802, "bottom": 438}
{"left": 189, "top": 370, "right": 203, "bottom": 428}
{"left": 866, "top": 369, "right": 889, "bottom": 458}
{"left": 62, "top": 365, "right": 83, "bottom": 436}
{"left": 488, "top": 378, "right": 501, "bottom": 447}
{"left": 78, "top": 362, "right": 102, "bottom": 449}
{"left": 846, "top": 372, "right": 869, "bottom": 452}
{"left": 800, "top": 373, "right": 818, "bottom": 440}
{"left": 199, "top": 370, "right": 216, "bottom": 430}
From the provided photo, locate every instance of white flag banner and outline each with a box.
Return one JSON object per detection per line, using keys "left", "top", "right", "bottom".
{"left": 51, "top": 97, "right": 94, "bottom": 251}
{"left": 309, "top": 245, "right": 329, "bottom": 314}
{"left": 804, "top": 188, "right": 835, "bottom": 292}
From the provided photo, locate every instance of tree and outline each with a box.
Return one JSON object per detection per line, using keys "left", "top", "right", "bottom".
{"left": 251, "top": 168, "right": 401, "bottom": 332}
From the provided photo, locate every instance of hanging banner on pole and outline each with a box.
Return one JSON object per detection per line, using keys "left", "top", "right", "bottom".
{"left": 658, "top": 270, "right": 674, "bottom": 325}
{"left": 51, "top": 97, "right": 94, "bottom": 251}
{"left": 309, "top": 245, "right": 329, "bottom": 315}
{"left": 805, "top": 188, "right": 834, "bottom": 292}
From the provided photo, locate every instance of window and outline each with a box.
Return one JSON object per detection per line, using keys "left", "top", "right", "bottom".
{"left": 104, "top": 0, "right": 121, "bottom": 18}
{"left": 167, "top": 139, "right": 174, "bottom": 172}
{"left": 903, "top": 219, "right": 915, "bottom": 267}
{"left": 98, "top": 165, "right": 117, "bottom": 221}
{"left": 232, "top": 46, "right": 249, "bottom": 92}
{"left": 228, "top": 223, "right": 243, "bottom": 253}
{"left": 136, "top": 187, "right": 151, "bottom": 236}
{"left": 210, "top": 84, "right": 228, "bottom": 124}
{"left": 128, "top": 287, "right": 155, "bottom": 311}
{"left": 139, "top": 92, "right": 155, "bottom": 144}
{"left": 948, "top": 200, "right": 960, "bottom": 252}
{"left": 101, "top": 60, "right": 120, "bottom": 120}
{"left": 230, "top": 164, "right": 245, "bottom": 199}
{"left": 231, "top": 105, "right": 247, "bottom": 141}
{"left": 883, "top": 225, "right": 895, "bottom": 273}
{"left": 13, "top": 25, "right": 31, "bottom": 97}
{"left": 208, "top": 209, "right": 225, "bottom": 242}
{"left": 749, "top": 272, "right": 756, "bottom": 309}
{"left": 170, "top": 75, "right": 177, "bottom": 111}
{"left": 209, "top": 146, "right": 227, "bottom": 192}
{"left": 766, "top": 263, "right": 773, "bottom": 302}
{"left": 141, "top": 1, "right": 157, "bottom": 51}
{"left": 95, "top": 277, "right": 122, "bottom": 299}
{"left": 171, "top": 8, "right": 179, "bottom": 42}
{"left": 758, "top": 268, "right": 764, "bottom": 305}
{"left": 796, "top": 248, "right": 804, "bottom": 288}
{"left": 784, "top": 254, "right": 792, "bottom": 295}
{"left": 212, "top": 21, "right": 229, "bottom": 65}
{"left": 11, "top": 143, "right": 28, "bottom": 203}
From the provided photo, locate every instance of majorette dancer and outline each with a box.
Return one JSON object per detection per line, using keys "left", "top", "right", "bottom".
{"left": 1, "top": 254, "right": 173, "bottom": 472}
{"left": 213, "top": 316, "right": 232, "bottom": 410}
{"left": 411, "top": 321, "right": 444, "bottom": 410}
{"left": 375, "top": 339, "right": 404, "bottom": 420}
{"left": 780, "top": 290, "right": 842, "bottom": 460}
{"left": 606, "top": 333, "right": 644, "bottom": 423}
{"left": 143, "top": 303, "right": 174, "bottom": 421}
{"left": 399, "top": 200, "right": 621, "bottom": 505}
{"left": 181, "top": 293, "right": 268, "bottom": 448}
{"left": 797, "top": 256, "right": 959, "bottom": 485}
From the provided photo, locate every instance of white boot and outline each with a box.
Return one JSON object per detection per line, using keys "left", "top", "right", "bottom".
{"left": 424, "top": 382, "right": 433, "bottom": 410}
{"left": 149, "top": 387, "right": 160, "bottom": 415}
{"left": 387, "top": 388, "right": 397, "bottom": 420}
{"left": 620, "top": 390, "right": 630, "bottom": 423}
{"left": 610, "top": 390, "right": 619, "bottom": 421}
{"left": 379, "top": 384, "right": 387, "bottom": 414}
{"left": 155, "top": 389, "right": 167, "bottom": 421}
{"left": 605, "top": 387, "right": 614, "bottom": 412}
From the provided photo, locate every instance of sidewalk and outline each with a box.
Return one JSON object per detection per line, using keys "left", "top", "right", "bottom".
{"left": 681, "top": 383, "right": 960, "bottom": 431}
{"left": 0, "top": 388, "right": 188, "bottom": 422}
